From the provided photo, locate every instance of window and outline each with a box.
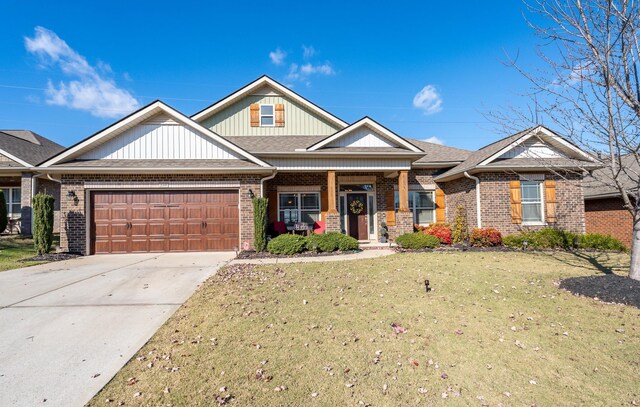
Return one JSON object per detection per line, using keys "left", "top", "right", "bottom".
{"left": 521, "top": 181, "right": 544, "bottom": 223}
{"left": 395, "top": 190, "right": 435, "bottom": 225}
{"left": 260, "top": 104, "right": 274, "bottom": 126}
{"left": 279, "top": 192, "right": 320, "bottom": 226}
{"left": 2, "top": 187, "right": 21, "bottom": 218}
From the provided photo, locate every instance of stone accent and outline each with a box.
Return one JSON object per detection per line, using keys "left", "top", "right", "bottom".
{"left": 585, "top": 197, "right": 632, "bottom": 247}
{"left": 325, "top": 212, "right": 341, "bottom": 233}
{"left": 59, "top": 174, "right": 260, "bottom": 255}
{"left": 20, "top": 173, "right": 32, "bottom": 236}
{"left": 394, "top": 211, "right": 414, "bottom": 238}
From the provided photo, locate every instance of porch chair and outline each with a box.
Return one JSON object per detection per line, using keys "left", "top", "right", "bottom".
{"left": 312, "top": 220, "right": 326, "bottom": 234}
{"left": 273, "top": 221, "right": 287, "bottom": 236}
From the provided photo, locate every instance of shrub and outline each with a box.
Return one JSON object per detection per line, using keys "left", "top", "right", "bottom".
{"left": 578, "top": 233, "right": 627, "bottom": 251}
{"left": 421, "top": 224, "right": 452, "bottom": 245}
{"left": 32, "top": 193, "right": 55, "bottom": 255}
{"left": 395, "top": 232, "right": 440, "bottom": 249}
{"left": 503, "top": 228, "right": 579, "bottom": 250}
{"left": 0, "top": 190, "right": 7, "bottom": 233}
{"left": 306, "top": 232, "right": 359, "bottom": 252}
{"left": 451, "top": 205, "right": 469, "bottom": 244}
{"left": 252, "top": 197, "right": 268, "bottom": 252}
{"left": 267, "top": 234, "right": 307, "bottom": 255}
{"left": 469, "top": 227, "right": 502, "bottom": 247}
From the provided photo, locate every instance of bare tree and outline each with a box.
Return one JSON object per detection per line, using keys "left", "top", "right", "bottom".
{"left": 496, "top": 0, "right": 640, "bottom": 280}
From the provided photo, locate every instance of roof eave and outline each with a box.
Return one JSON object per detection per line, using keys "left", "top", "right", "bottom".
{"left": 41, "top": 167, "right": 275, "bottom": 175}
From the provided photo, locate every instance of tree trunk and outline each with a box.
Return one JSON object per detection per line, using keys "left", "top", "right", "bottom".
{"left": 630, "top": 217, "right": 640, "bottom": 280}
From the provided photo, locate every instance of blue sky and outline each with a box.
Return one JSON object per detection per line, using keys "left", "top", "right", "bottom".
{"left": 0, "top": 1, "right": 545, "bottom": 150}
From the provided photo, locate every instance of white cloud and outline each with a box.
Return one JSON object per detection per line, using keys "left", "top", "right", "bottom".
{"left": 413, "top": 85, "right": 443, "bottom": 115}
{"left": 24, "top": 26, "right": 139, "bottom": 118}
{"left": 302, "top": 45, "right": 315, "bottom": 60}
{"left": 300, "top": 62, "right": 334, "bottom": 76}
{"left": 269, "top": 48, "right": 287, "bottom": 65}
{"left": 422, "top": 136, "right": 444, "bottom": 145}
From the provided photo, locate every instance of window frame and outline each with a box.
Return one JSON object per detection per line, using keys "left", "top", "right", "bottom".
{"left": 520, "top": 180, "right": 545, "bottom": 225}
{"left": 1, "top": 187, "right": 21, "bottom": 218}
{"left": 259, "top": 104, "right": 275, "bottom": 127}
{"left": 395, "top": 189, "right": 436, "bottom": 226}
{"left": 277, "top": 192, "right": 321, "bottom": 226}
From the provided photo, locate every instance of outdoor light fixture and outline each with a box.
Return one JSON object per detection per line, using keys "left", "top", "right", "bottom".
{"left": 67, "top": 191, "right": 76, "bottom": 199}
{"left": 522, "top": 240, "right": 529, "bottom": 251}
{"left": 248, "top": 189, "right": 255, "bottom": 198}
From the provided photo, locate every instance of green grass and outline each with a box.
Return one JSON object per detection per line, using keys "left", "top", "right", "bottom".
{"left": 90, "top": 252, "right": 639, "bottom": 406}
{"left": 0, "top": 236, "right": 48, "bottom": 271}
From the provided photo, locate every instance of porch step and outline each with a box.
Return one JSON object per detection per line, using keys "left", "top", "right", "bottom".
{"left": 359, "top": 241, "right": 397, "bottom": 250}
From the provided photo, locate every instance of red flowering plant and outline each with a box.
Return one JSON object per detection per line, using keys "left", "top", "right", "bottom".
{"left": 469, "top": 227, "right": 502, "bottom": 247}
{"left": 415, "top": 223, "right": 452, "bottom": 245}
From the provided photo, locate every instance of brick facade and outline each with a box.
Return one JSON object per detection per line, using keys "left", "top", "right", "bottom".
{"left": 59, "top": 174, "right": 260, "bottom": 255}
{"left": 20, "top": 173, "right": 33, "bottom": 235}
{"left": 585, "top": 197, "right": 632, "bottom": 247}
{"left": 37, "top": 179, "right": 61, "bottom": 235}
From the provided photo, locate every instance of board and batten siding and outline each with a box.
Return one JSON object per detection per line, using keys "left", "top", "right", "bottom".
{"left": 267, "top": 157, "right": 412, "bottom": 171}
{"left": 327, "top": 127, "right": 397, "bottom": 148}
{"left": 200, "top": 93, "right": 342, "bottom": 137}
{"left": 498, "top": 138, "right": 567, "bottom": 159}
{"left": 79, "top": 115, "right": 241, "bottom": 160}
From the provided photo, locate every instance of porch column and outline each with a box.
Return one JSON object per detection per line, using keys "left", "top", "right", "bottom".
{"left": 396, "top": 170, "right": 414, "bottom": 236}
{"left": 325, "top": 170, "right": 341, "bottom": 232}
{"left": 398, "top": 170, "right": 409, "bottom": 212}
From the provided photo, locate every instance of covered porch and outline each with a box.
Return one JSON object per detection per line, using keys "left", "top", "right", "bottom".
{"left": 265, "top": 170, "right": 442, "bottom": 242}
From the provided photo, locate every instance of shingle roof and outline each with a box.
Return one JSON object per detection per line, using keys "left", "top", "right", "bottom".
{"left": 434, "top": 127, "right": 596, "bottom": 180}
{"left": 583, "top": 154, "right": 639, "bottom": 199}
{"left": 406, "top": 138, "right": 471, "bottom": 163}
{"left": 225, "top": 136, "right": 324, "bottom": 153}
{"left": 0, "top": 130, "right": 65, "bottom": 166}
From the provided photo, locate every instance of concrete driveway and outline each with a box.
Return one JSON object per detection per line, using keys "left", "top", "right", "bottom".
{"left": 0, "top": 252, "right": 235, "bottom": 407}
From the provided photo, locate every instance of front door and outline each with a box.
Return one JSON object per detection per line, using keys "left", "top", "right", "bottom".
{"left": 347, "top": 193, "right": 368, "bottom": 240}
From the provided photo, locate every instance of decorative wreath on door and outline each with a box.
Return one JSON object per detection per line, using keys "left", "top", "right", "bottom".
{"left": 349, "top": 199, "right": 364, "bottom": 215}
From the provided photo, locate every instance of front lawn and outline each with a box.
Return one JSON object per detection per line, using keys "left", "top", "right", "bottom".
{"left": 0, "top": 236, "right": 48, "bottom": 271}
{"left": 91, "top": 252, "right": 639, "bottom": 406}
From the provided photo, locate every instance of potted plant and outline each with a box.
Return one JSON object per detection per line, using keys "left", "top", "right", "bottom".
{"left": 379, "top": 222, "right": 389, "bottom": 243}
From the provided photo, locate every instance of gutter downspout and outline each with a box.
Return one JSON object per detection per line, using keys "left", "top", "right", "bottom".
{"left": 464, "top": 171, "right": 482, "bottom": 228}
{"left": 260, "top": 170, "right": 277, "bottom": 198}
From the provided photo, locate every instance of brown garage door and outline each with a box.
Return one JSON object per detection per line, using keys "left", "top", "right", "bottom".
{"left": 91, "top": 190, "right": 239, "bottom": 254}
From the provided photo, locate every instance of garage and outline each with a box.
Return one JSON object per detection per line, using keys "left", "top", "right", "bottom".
{"left": 90, "top": 190, "right": 239, "bottom": 254}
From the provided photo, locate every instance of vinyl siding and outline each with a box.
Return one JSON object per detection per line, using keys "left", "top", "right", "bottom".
{"left": 498, "top": 138, "right": 566, "bottom": 159}
{"left": 79, "top": 118, "right": 242, "bottom": 160}
{"left": 200, "top": 94, "right": 342, "bottom": 137}
{"left": 327, "top": 127, "right": 397, "bottom": 148}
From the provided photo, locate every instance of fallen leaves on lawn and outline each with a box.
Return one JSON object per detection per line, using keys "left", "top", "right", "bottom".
{"left": 391, "top": 322, "right": 407, "bottom": 334}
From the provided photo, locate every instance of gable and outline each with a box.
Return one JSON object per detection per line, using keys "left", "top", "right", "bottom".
{"left": 326, "top": 126, "right": 399, "bottom": 148}
{"left": 496, "top": 137, "right": 567, "bottom": 160}
{"left": 79, "top": 113, "right": 242, "bottom": 160}
{"left": 0, "top": 152, "right": 24, "bottom": 167}
{"left": 199, "top": 86, "right": 342, "bottom": 137}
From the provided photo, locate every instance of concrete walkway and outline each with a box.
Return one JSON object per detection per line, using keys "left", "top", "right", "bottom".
{"left": 229, "top": 249, "right": 395, "bottom": 265}
{"left": 0, "top": 252, "right": 235, "bottom": 407}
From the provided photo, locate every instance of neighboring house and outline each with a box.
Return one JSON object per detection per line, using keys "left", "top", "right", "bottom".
{"left": 0, "top": 130, "right": 64, "bottom": 234}
{"left": 38, "top": 76, "right": 599, "bottom": 255}
{"left": 583, "top": 154, "right": 638, "bottom": 247}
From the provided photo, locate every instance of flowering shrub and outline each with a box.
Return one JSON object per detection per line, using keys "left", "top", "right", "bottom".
{"left": 469, "top": 227, "right": 502, "bottom": 247}
{"left": 416, "top": 224, "right": 452, "bottom": 245}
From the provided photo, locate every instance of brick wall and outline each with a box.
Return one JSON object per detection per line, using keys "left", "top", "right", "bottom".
{"left": 442, "top": 177, "right": 478, "bottom": 228}
{"left": 20, "top": 173, "right": 32, "bottom": 235}
{"left": 60, "top": 174, "right": 260, "bottom": 255}
{"left": 585, "top": 197, "right": 632, "bottom": 247}
{"left": 477, "top": 172, "right": 585, "bottom": 235}
{"left": 37, "top": 179, "right": 61, "bottom": 235}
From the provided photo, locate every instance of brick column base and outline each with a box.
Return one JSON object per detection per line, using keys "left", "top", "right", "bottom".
{"left": 325, "top": 212, "right": 341, "bottom": 233}
{"left": 395, "top": 211, "right": 414, "bottom": 236}
{"left": 20, "top": 173, "right": 33, "bottom": 236}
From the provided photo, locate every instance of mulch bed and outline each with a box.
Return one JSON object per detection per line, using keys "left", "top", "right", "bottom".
{"left": 559, "top": 274, "right": 640, "bottom": 308}
{"left": 18, "top": 253, "right": 80, "bottom": 263}
{"left": 236, "top": 250, "right": 361, "bottom": 260}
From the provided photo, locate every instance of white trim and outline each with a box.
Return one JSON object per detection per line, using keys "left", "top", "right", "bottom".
{"left": 191, "top": 76, "right": 348, "bottom": 128}
{"left": 520, "top": 180, "right": 546, "bottom": 225}
{"left": 479, "top": 126, "right": 597, "bottom": 167}
{"left": 259, "top": 104, "right": 275, "bottom": 127}
{"left": 277, "top": 185, "right": 321, "bottom": 192}
{"left": 0, "top": 148, "right": 31, "bottom": 167}
{"left": 84, "top": 180, "right": 241, "bottom": 189}
{"left": 307, "top": 117, "right": 423, "bottom": 152}
{"left": 0, "top": 186, "right": 22, "bottom": 218}
{"left": 41, "top": 101, "right": 272, "bottom": 168}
